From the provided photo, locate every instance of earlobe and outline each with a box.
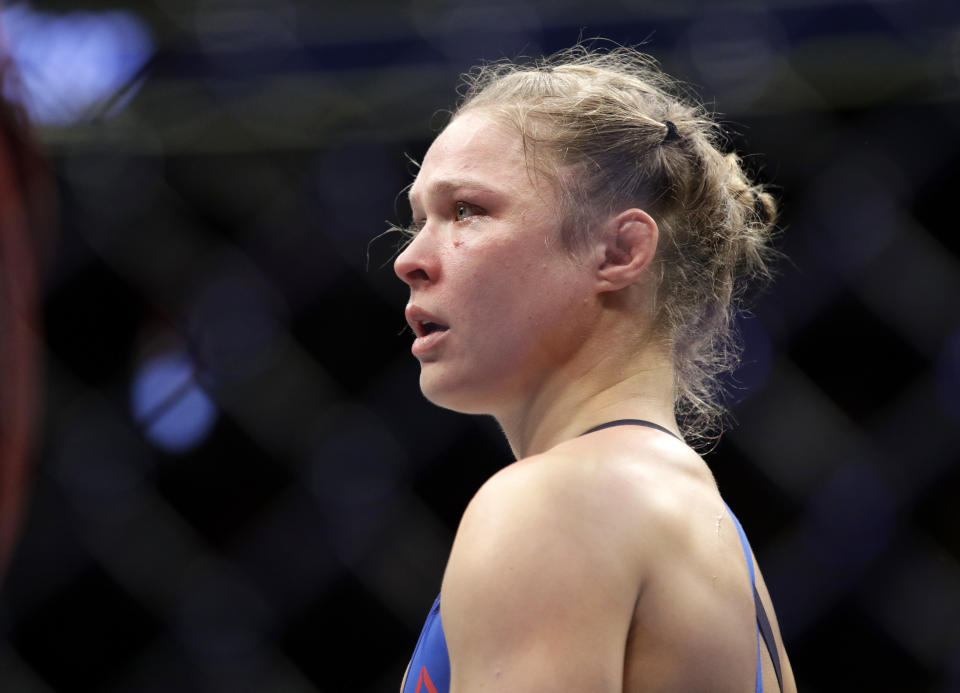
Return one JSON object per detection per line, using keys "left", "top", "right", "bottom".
{"left": 595, "top": 208, "right": 658, "bottom": 292}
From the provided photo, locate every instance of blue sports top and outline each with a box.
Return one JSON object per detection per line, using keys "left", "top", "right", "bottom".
{"left": 402, "top": 594, "right": 449, "bottom": 693}
{"left": 401, "top": 419, "right": 783, "bottom": 693}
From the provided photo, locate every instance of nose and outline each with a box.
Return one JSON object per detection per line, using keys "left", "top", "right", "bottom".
{"left": 394, "top": 230, "right": 437, "bottom": 288}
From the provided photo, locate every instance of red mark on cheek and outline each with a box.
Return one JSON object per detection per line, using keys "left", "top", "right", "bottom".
{"left": 453, "top": 240, "right": 462, "bottom": 247}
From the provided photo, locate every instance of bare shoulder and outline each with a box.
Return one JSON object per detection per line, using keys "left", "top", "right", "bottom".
{"left": 441, "top": 428, "right": 797, "bottom": 692}
{"left": 446, "top": 444, "right": 635, "bottom": 583}
{"left": 448, "top": 426, "right": 716, "bottom": 580}
{"left": 439, "top": 443, "right": 651, "bottom": 691}
{"left": 438, "top": 428, "right": 729, "bottom": 690}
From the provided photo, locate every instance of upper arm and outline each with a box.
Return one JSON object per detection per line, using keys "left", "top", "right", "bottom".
{"left": 440, "top": 461, "right": 640, "bottom": 693}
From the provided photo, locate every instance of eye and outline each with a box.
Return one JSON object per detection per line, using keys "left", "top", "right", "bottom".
{"left": 455, "top": 201, "right": 482, "bottom": 222}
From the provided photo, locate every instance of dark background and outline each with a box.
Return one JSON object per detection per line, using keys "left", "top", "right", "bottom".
{"left": 2, "top": 0, "right": 960, "bottom": 690}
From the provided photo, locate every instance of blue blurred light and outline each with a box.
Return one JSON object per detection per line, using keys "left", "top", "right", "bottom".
{"left": 131, "top": 352, "right": 218, "bottom": 453}
{"left": 0, "top": 3, "right": 154, "bottom": 124}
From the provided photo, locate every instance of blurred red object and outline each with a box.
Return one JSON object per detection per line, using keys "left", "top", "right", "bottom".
{"left": 0, "top": 49, "right": 55, "bottom": 581}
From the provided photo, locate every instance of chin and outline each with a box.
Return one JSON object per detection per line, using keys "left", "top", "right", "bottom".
{"left": 418, "top": 370, "right": 498, "bottom": 416}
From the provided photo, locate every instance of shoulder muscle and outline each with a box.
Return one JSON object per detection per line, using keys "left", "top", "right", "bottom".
{"left": 441, "top": 456, "right": 638, "bottom": 692}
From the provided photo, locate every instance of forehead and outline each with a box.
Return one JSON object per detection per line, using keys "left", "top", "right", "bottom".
{"left": 409, "top": 110, "right": 547, "bottom": 206}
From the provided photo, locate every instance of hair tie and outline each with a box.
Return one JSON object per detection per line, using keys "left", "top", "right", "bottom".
{"left": 663, "top": 120, "right": 680, "bottom": 143}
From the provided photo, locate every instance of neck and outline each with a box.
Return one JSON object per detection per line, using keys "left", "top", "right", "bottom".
{"left": 494, "top": 332, "right": 679, "bottom": 459}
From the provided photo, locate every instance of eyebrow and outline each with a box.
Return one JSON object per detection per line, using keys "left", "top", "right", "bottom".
{"left": 408, "top": 178, "right": 503, "bottom": 209}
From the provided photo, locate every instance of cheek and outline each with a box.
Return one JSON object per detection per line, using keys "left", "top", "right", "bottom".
{"left": 445, "top": 237, "right": 582, "bottom": 324}
{"left": 503, "top": 265, "right": 586, "bottom": 334}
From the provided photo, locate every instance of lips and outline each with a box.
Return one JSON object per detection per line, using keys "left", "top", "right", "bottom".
{"left": 405, "top": 304, "right": 449, "bottom": 356}
{"left": 405, "top": 304, "right": 448, "bottom": 337}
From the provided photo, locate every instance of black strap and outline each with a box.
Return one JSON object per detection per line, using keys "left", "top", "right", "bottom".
{"left": 754, "top": 585, "right": 784, "bottom": 692}
{"left": 580, "top": 418, "right": 681, "bottom": 441}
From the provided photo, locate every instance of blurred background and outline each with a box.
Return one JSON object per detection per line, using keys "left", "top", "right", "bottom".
{"left": 0, "top": 0, "right": 958, "bottom": 690}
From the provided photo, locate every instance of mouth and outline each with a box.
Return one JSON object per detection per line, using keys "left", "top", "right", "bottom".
{"left": 419, "top": 320, "right": 449, "bottom": 337}
{"left": 405, "top": 305, "right": 450, "bottom": 356}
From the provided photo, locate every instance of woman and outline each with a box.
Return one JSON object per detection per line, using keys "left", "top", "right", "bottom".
{"left": 395, "top": 45, "right": 796, "bottom": 693}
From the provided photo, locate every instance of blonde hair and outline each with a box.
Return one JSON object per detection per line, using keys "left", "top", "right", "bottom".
{"left": 454, "top": 45, "right": 778, "bottom": 444}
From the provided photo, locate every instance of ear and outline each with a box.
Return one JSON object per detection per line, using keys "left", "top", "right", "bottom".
{"left": 595, "top": 208, "right": 658, "bottom": 293}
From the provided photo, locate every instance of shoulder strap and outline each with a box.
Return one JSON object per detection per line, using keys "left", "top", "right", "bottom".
{"left": 580, "top": 418, "right": 680, "bottom": 440}
{"left": 725, "top": 504, "right": 784, "bottom": 693}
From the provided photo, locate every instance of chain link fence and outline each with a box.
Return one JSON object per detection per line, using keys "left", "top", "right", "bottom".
{"left": 1, "top": 0, "right": 959, "bottom": 690}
